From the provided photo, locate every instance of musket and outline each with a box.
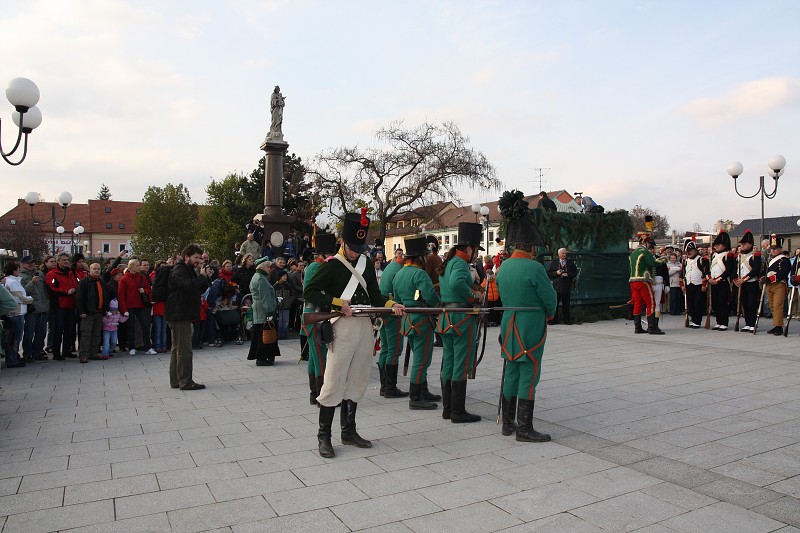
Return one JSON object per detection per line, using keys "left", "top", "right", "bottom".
{"left": 302, "top": 306, "right": 541, "bottom": 326}
{"left": 704, "top": 277, "right": 712, "bottom": 330}
{"left": 784, "top": 286, "right": 797, "bottom": 337}
{"left": 402, "top": 339, "right": 412, "bottom": 376}
{"left": 496, "top": 359, "right": 506, "bottom": 424}
{"left": 753, "top": 281, "right": 767, "bottom": 335}
{"left": 734, "top": 254, "right": 743, "bottom": 332}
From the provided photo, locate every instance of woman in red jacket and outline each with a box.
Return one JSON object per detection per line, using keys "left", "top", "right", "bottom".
{"left": 45, "top": 253, "right": 79, "bottom": 360}
{"left": 117, "top": 259, "right": 156, "bottom": 355}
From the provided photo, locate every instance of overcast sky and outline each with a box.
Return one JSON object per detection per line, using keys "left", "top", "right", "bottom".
{"left": 2, "top": 0, "right": 798, "bottom": 233}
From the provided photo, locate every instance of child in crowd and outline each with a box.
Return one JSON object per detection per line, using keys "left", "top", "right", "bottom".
{"left": 102, "top": 299, "right": 128, "bottom": 360}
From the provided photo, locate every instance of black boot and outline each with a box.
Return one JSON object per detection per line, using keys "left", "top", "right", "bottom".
{"left": 647, "top": 315, "right": 665, "bottom": 335}
{"left": 315, "top": 376, "right": 324, "bottom": 406}
{"left": 409, "top": 383, "right": 438, "bottom": 410}
{"left": 317, "top": 406, "right": 336, "bottom": 458}
{"left": 441, "top": 379, "right": 452, "bottom": 420}
{"left": 421, "top": 382, "right": 442, "bottom": 402}
{"left": 308, "top": 373, "right": 317, "bottom": 405}
{"left": 433, "top": 332, "right": 443, "bottom": 347}
{"left": 516, "top": 399, "right": 550, "bottom": 442}
{"left": 501, "top": 395, "right": 517, "bottom": 436}
{"left": 450, "top": 380, "right": 481, "bottom": 423}
{"left": 383, "top": 365, "right": 409, "bottom": 398}
{"left": 634, "top": 315, "right": 645, "bottom": 334}
{"left": 378, "top": 365, "right": 386, "bottom": 397}
{"left": 772, "top": 326, "right": 784, "bottom": 336}
{"left": 340, "top": 400, "right": 372, "bottom": 448}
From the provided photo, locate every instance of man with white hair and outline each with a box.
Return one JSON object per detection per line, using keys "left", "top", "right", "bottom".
{"left": 546, "top": 248, "right": 577, "bottom": 325}
{"left": 240, "top": 233, "right": 261, "bottom": 259}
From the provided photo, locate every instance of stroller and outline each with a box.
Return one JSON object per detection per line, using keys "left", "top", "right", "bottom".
{"left": 240, "top": 294, "right": 254, "bottom": 341}
{"left": 209, "top": 280, "right": 245, "bottom": 346}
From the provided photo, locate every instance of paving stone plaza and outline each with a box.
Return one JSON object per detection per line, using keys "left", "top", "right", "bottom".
{"left": 0, "top": 317, "right": 799, "bottom": 532}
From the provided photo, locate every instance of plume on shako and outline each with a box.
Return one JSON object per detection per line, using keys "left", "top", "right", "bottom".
{"left": 499, "top": 189, "right": 545, "bottom": 251}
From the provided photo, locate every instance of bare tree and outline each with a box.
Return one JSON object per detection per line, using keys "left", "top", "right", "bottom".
{"left": 628, "top": 205, "right": 670, "bottom": 240}
{"left": 310, "top": 121, "right": 500, "bottom": 240}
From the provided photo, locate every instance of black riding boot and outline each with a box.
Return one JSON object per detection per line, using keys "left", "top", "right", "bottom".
{"left": 647, "top": 315, "right": 665, "bottom": 335}
{"left": 308, "top": 373, "right": 317, "bottom": 405}
{"left": 421, "top": 381, "right": 442, "bottom": 402}
{"left": 450, "top": 380, "right": 481, "bottom": 423}
{"left": 409, "top": 383, "right": 438, "bottom": 410}
{"left": 501, "top": 395, "right": 517, "bottom": 436}
{"left": 516, "top": 399, "right": 551, "bottom": 442}
{"left": 317, "top": 405, "right": 336, "bottom": 458}
{"left": 378, "top": 365, "right": 386, "bottom": 397}
{"left": 433, "top": 332, "right": 443, "bottom": 347}
{"left": 441, "top": 379, "right": 452, "bottom": 420}
{"left": 634, "top": 315, "right": 645, "bottom": 334}
{"left": 340, "top": 400, "right": 372, "bottom": 448}
{"left": 383, "top": 365, "right": 409, "bottom": 398}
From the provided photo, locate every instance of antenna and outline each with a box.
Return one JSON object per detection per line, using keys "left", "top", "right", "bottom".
{"left": 532, "top": 168, "right": 551, "bottom": 191}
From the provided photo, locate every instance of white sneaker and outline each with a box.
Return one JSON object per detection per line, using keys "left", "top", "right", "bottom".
{"left": 712, "top": 324, "right": 721, "bottom": 330}
{"left": 689, "top": 323, "right": 701, "bottom": 328}
{"left": 718, "top": 325, "right": 727, "bottom": 331}
{"left": 145, "top": 348, "right": 157, "bottom": 355}
{"left": 741, "top": 326, "right": 752, "bottom": 332}
{"left": 129, "top": 349, "right": 136, "bottom": 355}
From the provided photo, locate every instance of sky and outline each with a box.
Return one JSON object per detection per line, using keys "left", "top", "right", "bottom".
{"left": 1, "top": 0, "right": 798, "bottom": 234}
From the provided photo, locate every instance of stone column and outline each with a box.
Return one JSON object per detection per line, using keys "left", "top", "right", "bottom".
{"left": 257, "top": 139, "right": 293, "bottom": 244}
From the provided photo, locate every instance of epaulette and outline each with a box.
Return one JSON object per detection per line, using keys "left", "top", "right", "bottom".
{"left": 726, "top": 251, "right": 737, "bottom": 259}
{"left": 754, "top": 251, "right": 761, "bottom": 257}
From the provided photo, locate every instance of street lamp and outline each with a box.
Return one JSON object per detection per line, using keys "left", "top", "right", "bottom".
{"left": 727, "top": 154, "right": 787, "bottom": 240}
{"left": 479, "top": 205, "right": 490, "bottom": 255}
{"left": 55, "top": 225, "right": 65, "bottom": 254}
{"left": 27, "top": 191, "right": 73, "bottom": 255}
{"left": 2, "top": 78, "right": 43, "bottom": 166}
{"left": 71, "top": 225, "right": 84, "bottom": 254}
{"left": 471, "top": 203, "right": 482, "bottom": 222}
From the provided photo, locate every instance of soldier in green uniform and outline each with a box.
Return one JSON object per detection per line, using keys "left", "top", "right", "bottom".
{"left": 377, "top": 247, "right": 408, "bottom": 398}
{"left": 392, "top": 235, "right": 442, "bottom": 410}
{"left": 629, "top": 216, "right": 666, "bottom": 335}
{"left": 437, "top": 222, "right": 484, "bottom": 423}
{"left": 301, "top": 233, "right": 337, "bottom": 405}
{"left": 495, "top": 191, "right": 557, "bottom": 442}
{"left": 304, "top": 210, "right": 404, "bottom": 458}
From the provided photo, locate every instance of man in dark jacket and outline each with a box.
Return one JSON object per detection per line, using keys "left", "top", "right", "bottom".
{"left": 547, "top": 248, "right": 577, "bottom": 324}
{"left": 76, "top": 263, "right": 109, "bottom": 363}
{"left": 166, "top": 244, "right": 210, "bottom": 390}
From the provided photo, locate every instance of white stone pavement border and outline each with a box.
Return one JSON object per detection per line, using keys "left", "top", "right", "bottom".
{"left": 0, "top": 315, "right": 798, "bottom": 532}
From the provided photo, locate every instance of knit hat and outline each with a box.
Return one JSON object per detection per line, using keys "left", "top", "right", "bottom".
{"left": 109, "top": 268, "right": 122, "bottom": 277}
{"left": 109, "top": 298, "right": 119, "bottom": 311}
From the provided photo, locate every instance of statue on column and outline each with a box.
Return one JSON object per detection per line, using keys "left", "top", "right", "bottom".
{"left": 265, "top": 85, "right": 286, "bottom": 143}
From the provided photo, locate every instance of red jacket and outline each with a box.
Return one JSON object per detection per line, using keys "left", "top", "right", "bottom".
{"left": 45, "top": 267, "right": 79, "bottom": 309}
{"left": 117, "top": 271, "right": 152, "bottom": 313}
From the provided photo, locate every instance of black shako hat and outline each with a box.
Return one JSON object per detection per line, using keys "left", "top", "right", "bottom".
{"left": 498, "top": 189, "right": 545, "bottom": 249}
{"left": 770, "top": 233, "right": 783, "bottom": 249}
{"left": 403, "top": 235, "right": 429, "bottom": 258}
{"left": 425, "top": 234, "right": 440, "bottom": 250}
{"left": 455, "top": 222, "right": 483, "bottom": 248}
{"left": 684, "top": 238, "right": 697, "bottom": 253}
{"left": 739, "top": 229, "right": 754, "bottom": 246}
{"left": 713, "top": 230, "right": 731, "bottom": 250}
{"left": 342, "top": 209, "right": 370, "bottom": 253}
{"left": 313, "top": 233, "right": 338, "bottom": 256}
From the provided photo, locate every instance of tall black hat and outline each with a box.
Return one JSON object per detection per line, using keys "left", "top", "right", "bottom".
{"left": 499, "top": 190, "right": 545, "bottom": 249}
{"left": 770, "top": 233, "right": 783, "bottom": 249}
{"left": 712, "top": 230, "right": 731, "bottom": 250}
{"left": 455, "top": 222, "right": 482, "bottom": 248}
{"left": 341, "top": 209, "right": 370, "bottom": 253}
{"left": 314, "top": 233, "right": 338, "bottom": 256}
{"left": 684, "top": 238, "right": 697, "bottom": 253}
{"left": 403, "top": 235, "right": 429, "bottom": 257}
{"left": 739, "top": 229, "right": 754, "bottom": 246}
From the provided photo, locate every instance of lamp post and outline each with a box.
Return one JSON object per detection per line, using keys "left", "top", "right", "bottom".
{"left": 480, "top": 205, "right": 490, "bottom": 255}
{"left": 726, "top": 155, "right": 787, "bottom": 240}
{"left": 26, "top": 191, "right": 73, "bottom": 255}
{"left": 70, "top": 226, "right": 84, "bottom": 254}
{"left": 2, "top": 78, "right": 43, "bottom": 165}
{"left": 55, "top": 225, "right": 65, "bottom": 255}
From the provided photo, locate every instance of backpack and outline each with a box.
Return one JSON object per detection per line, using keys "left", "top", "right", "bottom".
{"left": 151, "top": 265, "right": 173, "bottom": 303}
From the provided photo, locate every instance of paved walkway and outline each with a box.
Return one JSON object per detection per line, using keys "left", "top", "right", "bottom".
{"left": 0, "top": 315, "right": 799, "bottom": 532}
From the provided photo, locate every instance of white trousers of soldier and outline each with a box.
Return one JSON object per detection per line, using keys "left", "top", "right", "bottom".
{"left": 317, "top": 318, "right": 374, "bottom": 408}
{"left": 652, "top": 276, "right": 664, "bottom": 317}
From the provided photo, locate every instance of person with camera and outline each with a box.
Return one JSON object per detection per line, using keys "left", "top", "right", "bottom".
{"left": 546, "top": 248, "right": 577, "bottom": 325}
{"left": 19, "top": 255, "right": 49, "bottom": 362}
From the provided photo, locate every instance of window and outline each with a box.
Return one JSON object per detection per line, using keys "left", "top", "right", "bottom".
{"left": 102, "top": 243, "right": 110, "bottom": 253}
{"left": 119, "top": 243, "right": 126, "bottom": 252}
{"left": 105, "top": 207, "right": 111, "bottom": 213}
{"left": 386, "top": 223, "right": 392, "bottom": 230}
{"left": 489, "top": 231, "right": 494, "bottom": 243}
{"left": 397, "top": 220, "right": 405, "bottom": 229}
{"left": 451, "top": 234, "right": 457, "bottom": 244}
{"left": 74, "top": 221, "right": 81, "bottom": 227}
{"left": 118, "top": 223, "right": 125, "bottom": 230}
{"left": 10, "top": 219, "right": 17, "bottom": 225}
{"left": 105, "top": 223, "right": 112, "bottom": 229}
{"left": 411, "top": 219, "right": 418, "bottom": 226}
{"left": 444, "top": 235, "right": 450, "bottom": 245}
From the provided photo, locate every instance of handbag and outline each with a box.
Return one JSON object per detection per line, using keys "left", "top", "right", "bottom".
{"left": 261, "top": 320, "right": 277, "bottom": 344}
{"left": 138, "top": 276, "right": 151, "bottom": 307}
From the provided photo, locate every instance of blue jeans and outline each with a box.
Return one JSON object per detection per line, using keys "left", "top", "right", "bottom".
{"left": 278, "top": 309, "right": 290, "bottom": 339}
{"left": 23, "top": 311, "right": 48, "bottom": 357}
{"left": 153, "top": 316, "right": 167, "bottom": 350}
{"left": 5, "top": 315, "right": 25, "bottom": 366}
{"left": 102, "top": 330, "right": 117, "bottom": 357}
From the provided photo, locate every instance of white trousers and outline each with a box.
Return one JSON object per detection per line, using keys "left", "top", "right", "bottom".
{"left": 317, "top": 318, "right": 374, "bottom": 407}
{"left": 653, "top": 277, "right": 664, "bottom": 316}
